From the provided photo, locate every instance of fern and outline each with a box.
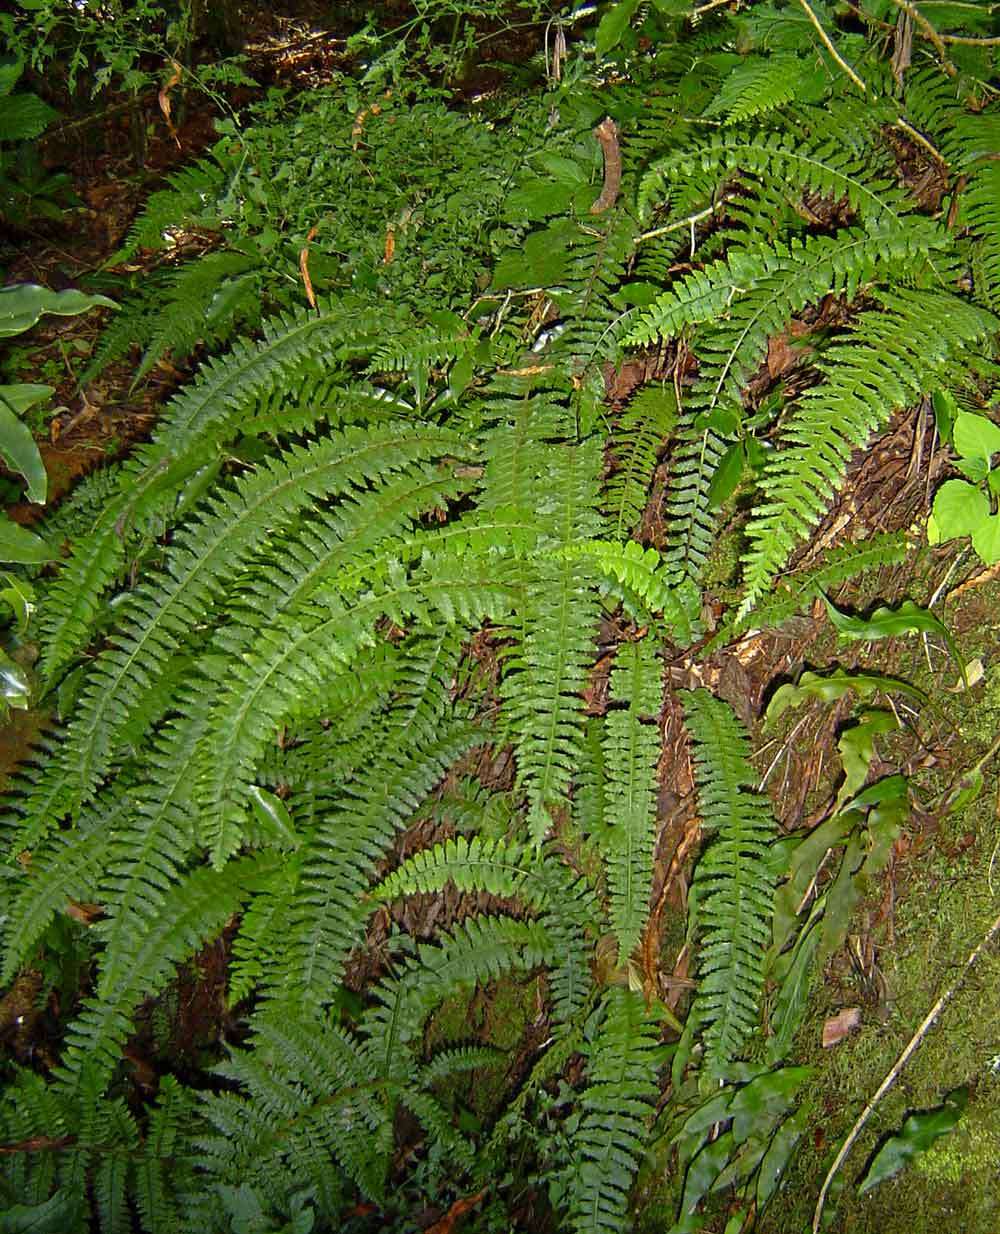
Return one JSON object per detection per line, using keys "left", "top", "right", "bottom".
{"left": 740, "top": 288, "right": 996, "bottom": 613}
{"left": 602, "top": 638, "right": 662, "bottom": 964}
{"left": 567, "top": 987, "right": 662, "bottom": 1234}
{"left": 681, "top": 689, "right": 777, "bottom": 1079}
{"left": 603, "top": 383, "right": 677, "bottom": 539}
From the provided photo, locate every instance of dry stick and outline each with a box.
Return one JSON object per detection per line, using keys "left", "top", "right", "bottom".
{"left": 887, "top": 0, "right": 958, "bottom": 73}
{"left": 795, "top": 0, "right": 869, "bottom": 92}
{"left": 590, "top": 117, "right": 622, "bottom": 215}
{"left": 813, "top": 905, "right": 1000, "bottom": 1233}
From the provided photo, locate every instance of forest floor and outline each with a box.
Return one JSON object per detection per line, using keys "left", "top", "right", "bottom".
{"left": 2, "top": 9, "right": 999, "bottom": 1232}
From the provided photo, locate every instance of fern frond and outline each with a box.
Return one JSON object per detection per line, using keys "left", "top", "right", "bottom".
{"left": 504, "top": 440, "right": 604, "bottom": 842}
{"left": 43, "top": 423, "right": 464, "bottom": 828}
{"left": 55, "top": 853, "right": 274, "bottom": 1092}
{"left": 706, "top": 530, "right": 908, "bottom": 650}
{"left": 740, "top": 289, "right": 997, "bottom": 614}
{"left": 567, "top": 987, "right": 661, "bottom": 1234}
{"left": 197, "top": 556, "right": 514, "bottom": 867}
{"left": 374, "top": 834, "right": 537, "bottom": 902}
{"left": 361, "top": 916, "right": 553, "bottom": 1080}
{"left": 638, "top": 117, "right": 908, "bottom": 227}
{"left": 681, "top": 689, "right": 777, "bottom": 1078}
{"left": 603, "top": 384, "right": 677, "bottom": 539}
{"left": 200, "top": 1008, "right": 389, "bottom": 1208}
{"left": 275, "top": 720, "right": 482, "bottom": 1007}
{"left": 703, "top": 54, "right": 825, "bottom": 124}
{"left": 40, "top": 299, "right": 385, "bottom": 680}
{"left": 111, "top": 155, "right": 230, "bottom": 263}
{"left": 603, "top": 639, "right": 662, "bottom": 964}
{"left": 964, "top": 161, "right": 1000, "bottom": 310}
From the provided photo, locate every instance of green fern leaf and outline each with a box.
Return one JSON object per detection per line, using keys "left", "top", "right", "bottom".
{"left": 681, "top": 689, "right": 777, "bottom": 1078}
{"left": 603, "top": 639, "right": 662, "bottom": 964}
{"left": 567, "top": 987, "right": 661, "bottom": 1234}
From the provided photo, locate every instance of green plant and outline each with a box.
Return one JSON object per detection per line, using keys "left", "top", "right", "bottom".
{"left": 929, "top": 399, "right": 1000, "bottom": 563}
{"left": 2, "top": 2, "right": 999, "bottom": 1232}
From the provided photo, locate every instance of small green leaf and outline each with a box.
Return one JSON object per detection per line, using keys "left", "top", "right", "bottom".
{"left": 932, "top": 389, "right": 957, "bottom": 446}
{"left": 0, "top": 383, "right": 53, "bottom": 416}
{"left": 757, "top": 1105, "right": 809, "bottom": 1211}
{"left": 0, "top": 396, "right": 46, "bottom": 502}
{"left": 954, "top": 411, "right": 1000, "bottom": 464}
{"left": 0, "top": 284, "right": 116, "bottom": 338}
{"left": 859, "top": 1089, "right": 967, "bottom": 1195}
{"left": 707, "top": 442, "right": 744, "bottom": 509}
{"left": 835, "top": 709, "right": 898, "bottom": 811}
{"left": 729, "top": 1067, "right": 810, "bottom": 1144}
{"left": 767, "top": 918, "right": 821, "bottom": 1063}
{"left": 0, "top": 513, "right": 56, "bottom": 564}
{"left": 596, "top": 0, "right": 643, "bottom": 55}
{"left": 931, "top": 478, "right": 989, "bottom": 541}
{"left": 972, "top": 513, "right": 1000, "bottom": 564}
{"left": 247, "top": 785, "right": 300, "bottom": 849}
{"left": 0, "top": 647, "right": 30, "bottom": 710}
{"left": 0, "top": 571, "right": 34, "bottom": 631}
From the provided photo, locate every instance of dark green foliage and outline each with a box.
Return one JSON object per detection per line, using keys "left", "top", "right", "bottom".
{"left": 2, "top": 5, "right": 999, "bottom": 1232}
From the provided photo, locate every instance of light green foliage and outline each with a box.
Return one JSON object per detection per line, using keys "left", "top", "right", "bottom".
{"left": 2, "top": 2, "right": 999, "bottom": 1231}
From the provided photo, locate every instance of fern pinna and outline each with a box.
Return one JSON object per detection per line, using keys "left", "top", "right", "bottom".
{"left": 2, "top": 4, "right": 999, "bottom": 1233}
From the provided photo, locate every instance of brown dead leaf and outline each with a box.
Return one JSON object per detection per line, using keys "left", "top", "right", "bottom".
{"left": 822, "top": 1006, "right": 861, "bottom": 1048}
{"left": 425, "top": 1188, "right": 489, "bottom": 1234}
{"left": 65, "top": 899, "right": 103, "bottom": 924}
{"left": 767, "top": 330, "right": 810, "bottom": 380}
{"left": 158, "top": 59, "right": 183, "bottom": 148}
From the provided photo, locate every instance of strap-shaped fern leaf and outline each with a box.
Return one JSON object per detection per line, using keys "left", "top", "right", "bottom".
{"left": 681, "top": 689, "right": 777, "bottom": 1078}
{"left": 603, "top": 638, "right": 662, "bottom": 964}
{"left": 567, "top": 987, "right": 662, "bottom": 1234}
{"left": 740, "top": 288, "right": 998, "bottom": 614}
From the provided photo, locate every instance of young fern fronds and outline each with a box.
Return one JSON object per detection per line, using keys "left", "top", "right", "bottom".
{"left": 681, "top": 689, "right": 777, "bottom": 1079}
{"left": 603, "top": 638, "right": 662, "bottom": 965}
{"left": 740, "top": 289, "right": 998, "bottom": 615}
{"left": 567, "top": 987, "right": 662, "bottom": 1234}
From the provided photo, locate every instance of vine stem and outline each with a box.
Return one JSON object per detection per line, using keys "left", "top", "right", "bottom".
{"left": 812, "top": 906, "right": 1000, "bottom": 1233}
{"left": 795, "top": 0, "right": 868, "bottom": 92}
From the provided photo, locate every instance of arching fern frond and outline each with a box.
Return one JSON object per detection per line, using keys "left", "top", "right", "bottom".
{"left": 603, "top": 383, "right": 676, "bottom": 540}
{"left": 39, "top": 299, "right": 388, "bottom": 681}
{"left": 681, "top": 689, "right": 777, "bottom": 1079}
{"left": 740, "top": 288, "right": 997, "bottom": 614}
